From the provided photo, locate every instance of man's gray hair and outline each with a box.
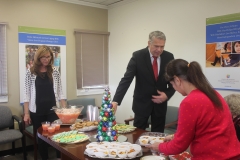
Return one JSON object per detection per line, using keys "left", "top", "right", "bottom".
{"left": 224, "top": 94, "right": 240, "bottom": 116}
{"left": 149, "top": 31, "right": 166, "bottom": 42}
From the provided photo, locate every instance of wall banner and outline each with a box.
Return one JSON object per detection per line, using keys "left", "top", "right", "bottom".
{"left": 19, "top": 26, "right": 67, "bottom": 103}
{"left": 205, "top": 13, "right": 240, "bottom": 90}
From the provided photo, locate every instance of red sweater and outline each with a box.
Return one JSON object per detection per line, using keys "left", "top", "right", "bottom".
{"left": 159, "top": 89, "right": 240, "bottom": 160}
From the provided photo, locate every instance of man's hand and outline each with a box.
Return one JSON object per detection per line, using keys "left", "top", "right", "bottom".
{"left": 112, "top": 102, "right": 118, "bottom": 114}
{"left": 152, "top": 90, "right": 168, "bottom": 104}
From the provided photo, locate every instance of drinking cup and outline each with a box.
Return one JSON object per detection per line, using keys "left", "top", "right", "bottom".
{"left": 52, "top": 120, "right": 62, "bottom": 130}
{"left": 92, "top": 106, "right": 99, "bottom": 121}
{"left": 87, "top": 105, "right": 93, "bottom": 121}
{"left": 41, "top": 121, "right": 50, "bottom": 131}
{"left": 53, "top": 123, "right": 60, "bottom": 130}
{"left": 48, "top": 124, "right": 56, "bottom": 133}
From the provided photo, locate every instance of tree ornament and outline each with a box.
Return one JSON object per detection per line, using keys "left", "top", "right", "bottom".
{"left": 102, "top": 132, "right": 107, "bottom": 137}
{"left": 110, "top": 136, "right": 114, "bottom": 141}
{"left": 111, "top": 130, "right": 116, "bottom": 136}
{"left": 107, "top": 131, "right": 112, "bottom": 136}
{"left": 104, "top": 112, "right": 109, "bottom": 117}
{"left": 107, "top": 127, "right": 112, "bottom": 131}
{"left": 103, "top": 117, "right": 107, "bottom": 121}
{"left": 104, "top": 104, "right": 108, "bottom": 108}
{"left": 109, "top": 112, "right": 113, "bottom": 117}
{"left": 100, "top": 111, "right": 104, "bottom": 116}
{"left": 104, "top": 136, "right": 110, "bottom": 141}
{"left": 97, "top": 131, "right": 102, "bottom": 136}
{"left": 108, "top": 104, "right": 112, "bottom": 108}
{"left": 98, "top": 126, "right": 102, "bottom": 131}
{"left": 98, "top": 136, "right": 103, "bottom": 141}
{"left": 108, "top": 122, "right": 113, "bottom": 127}
{"left": 102, "top": 127, "right": 107, "bottom": 132}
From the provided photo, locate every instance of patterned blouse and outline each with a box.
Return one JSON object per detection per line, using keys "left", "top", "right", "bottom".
{"left": 23, "top": 67, "right": 65, "bottom": 113}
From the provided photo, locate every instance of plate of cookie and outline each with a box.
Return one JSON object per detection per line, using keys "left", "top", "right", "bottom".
{"left": 54, "top": 119, "right": 83, "bottom": 125}
{"left": 51, "top": 130, "right": 89, "bottom": 144}
{"left": 70, "top": 120, "right": 98, "bottom": 132}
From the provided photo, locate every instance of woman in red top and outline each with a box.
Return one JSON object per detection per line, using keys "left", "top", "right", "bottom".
{"left": 147, "top": 59, "right": 240, "bottom": 160}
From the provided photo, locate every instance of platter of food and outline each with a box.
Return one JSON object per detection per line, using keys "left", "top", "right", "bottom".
{"left": 50, "top": 130, "right": 89, "bottom": 144}
{"left": 70, "top": 120, "right": 98, "bottom": 132}
{"left": 115, "top": 124, "right": 136, "bottom": 133}
{"left": 135, "top": 132, "right": 167, "bottom": 146}
{"left": 54, "top": 119, "right": 83, "bottom": 125}
{"left": 169, "top": 151, "right": 191, "bottom": 160}
{"left": 140, "top": 155, "right": 166, "bottom": 160}
{"left": 84, "top": 141, "right": 143, "bottom": 159}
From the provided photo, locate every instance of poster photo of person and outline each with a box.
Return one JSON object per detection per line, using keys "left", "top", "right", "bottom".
{"left": 206, "top": 42, "right": 235, "bottom": 67}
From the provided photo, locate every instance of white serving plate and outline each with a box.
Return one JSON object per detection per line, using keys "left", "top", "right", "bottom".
{"left": 50, "top": 132, "right": 89, "bottom": 144}
{"left": 84, "top": 150, "right": 143, "bottom": 159}
{"left": 54, "top": 119, "right": 83, "bottom": 125}
{"left": 70, "top": 125, "right": 97, "bottom": 132}
{"left": 140, "top": 155, "right": 166, "bottom": 160}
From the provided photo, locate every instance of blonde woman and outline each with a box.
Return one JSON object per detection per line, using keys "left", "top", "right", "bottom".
{"left": 23, "top": 45, "right": 65, "bottom": 160}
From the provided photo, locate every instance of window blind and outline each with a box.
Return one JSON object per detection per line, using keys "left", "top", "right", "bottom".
{"left": 75, "top": 30, "right": 109, "bottom": 90}
{"left": 0, "top": 23, "right": 8, "bottom": 102}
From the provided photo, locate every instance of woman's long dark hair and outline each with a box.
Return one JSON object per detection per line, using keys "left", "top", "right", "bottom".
{"left": 165, "top": 59, "right": 223, "bottom": 109}
{"left": 232, "top": 41, "right": 240, "bottom": 53}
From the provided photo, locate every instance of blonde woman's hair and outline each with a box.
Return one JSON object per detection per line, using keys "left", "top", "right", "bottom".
{"left": 224, "top": 94, "right": 240, "bottom": 116}
{"left": 30, "top": 45, "right": 54, "bottom": 81}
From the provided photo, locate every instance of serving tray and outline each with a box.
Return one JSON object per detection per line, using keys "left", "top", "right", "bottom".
{"left": 135, "top": 132, "right": 168, "bottom": 146}
{"left": 54, "top": 119, "right": 83, "bottom": 125}
{"left": 50, "top": 131, "right": 89, "bottom": 144}
{"left": 115, "top": 124, "right": 136, "bottom": 134}
{"left": 84, "top": 150, "right": 143, "bottom": 159}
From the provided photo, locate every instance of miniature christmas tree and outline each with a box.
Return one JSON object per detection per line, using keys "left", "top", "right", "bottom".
{"left": 96, "top": 87, "right": 118, "bottom": 142}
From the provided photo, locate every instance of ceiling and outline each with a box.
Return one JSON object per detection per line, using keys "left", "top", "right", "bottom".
{"left": 57, "top": 0, "right": 137, "bottom": 9}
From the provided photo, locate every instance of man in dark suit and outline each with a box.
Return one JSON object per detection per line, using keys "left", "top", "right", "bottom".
{"left": 112, "top": 31, "right": 175, "bottom": 132}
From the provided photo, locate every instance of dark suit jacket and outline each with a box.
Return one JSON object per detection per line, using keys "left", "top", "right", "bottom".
{"left": 113, "top": 47, "right": 175, "bottom": 117}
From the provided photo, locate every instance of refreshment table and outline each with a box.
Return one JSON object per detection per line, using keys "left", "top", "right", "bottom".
{"left": 37, "top": 125, "right": 153, "bottom": 160}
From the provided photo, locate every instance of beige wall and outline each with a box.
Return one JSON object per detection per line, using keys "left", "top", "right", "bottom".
{"left": 108, "top": 0, "right": 240, "bottom": 123}
{"left": 0, "top": 0, "right": 106, "bottom": 150}
{"left": 0, "top": 0, "right": 106, "bottom": 114}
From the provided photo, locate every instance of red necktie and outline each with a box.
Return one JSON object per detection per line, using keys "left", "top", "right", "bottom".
{"left": 152, "top": 56, "right": 158, "bottom": 81}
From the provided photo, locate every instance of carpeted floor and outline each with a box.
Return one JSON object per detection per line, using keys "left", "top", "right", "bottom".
{"left": 0, "top": 146, "right": 57, "bottom": 160}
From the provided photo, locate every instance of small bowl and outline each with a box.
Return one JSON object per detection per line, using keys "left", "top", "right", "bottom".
{"left": 139, "top": 138, "right": 149, "bottom": 146}
{"left": 52, "top": 105, "right": 84, "bottom": 124}
{"left": 117, "top": 149, "right": 127, "bottom": 158}
{"left": 108, "top": 148, "right": 117, "bottom": 158}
